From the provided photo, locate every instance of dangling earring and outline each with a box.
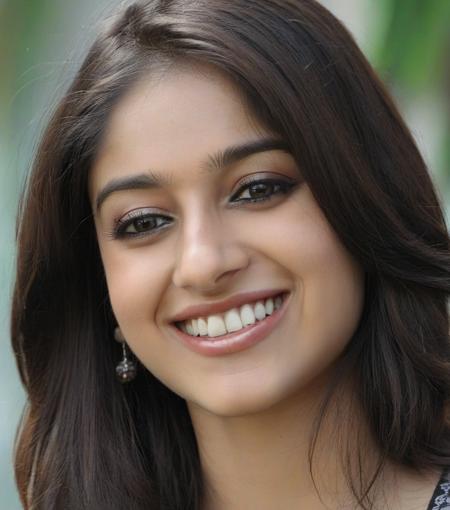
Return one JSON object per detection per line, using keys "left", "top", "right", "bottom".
{"left": 114, "top": 326, "right": 137, "bottom": 383}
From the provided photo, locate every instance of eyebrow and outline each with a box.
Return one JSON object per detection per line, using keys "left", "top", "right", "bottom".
{"left": 94, "top": 137, "right": 290, "bottom": 212}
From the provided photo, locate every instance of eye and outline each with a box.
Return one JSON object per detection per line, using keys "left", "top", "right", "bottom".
{"left": 108, "top": 177, "right": 298, "bottom": 240}
{"left": 230, "top": 177, "right": 297, "bottom": 204}
{"left": 110, "top": 209, "right": 172, "bottom": 239}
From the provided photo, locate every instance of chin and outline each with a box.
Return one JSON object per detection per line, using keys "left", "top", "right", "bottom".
{"left": 191, "top": 395, "right": 279, "bottom": 418}
{"left": 186, "top": 373, "right": 301, "bottom": 418}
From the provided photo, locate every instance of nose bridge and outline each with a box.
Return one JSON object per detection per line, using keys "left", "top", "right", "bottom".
{"left": 172, "top": 203, "right": 246, "bottom": 290}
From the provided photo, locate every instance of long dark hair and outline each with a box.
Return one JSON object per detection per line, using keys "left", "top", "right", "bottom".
{"left": 11, "top": 0, "right": 450, "bottom": 508}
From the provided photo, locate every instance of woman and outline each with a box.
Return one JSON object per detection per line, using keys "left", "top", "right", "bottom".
{"left": 11, "top": 0, "right": 450, "bottom": 508}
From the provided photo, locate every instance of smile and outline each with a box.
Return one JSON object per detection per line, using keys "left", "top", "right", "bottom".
{"left": 175, "top": 293, "right": 286, "bottom": 338}
{"left": 171, "top": 292, "right": 291, "bottom": 357}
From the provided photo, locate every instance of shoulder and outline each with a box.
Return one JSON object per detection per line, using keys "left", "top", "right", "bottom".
{"left": 426, "top": 468, "right": 450, "bottom": 510}
{"left": 379, "top": 464, "right": 446, "bottom": 510}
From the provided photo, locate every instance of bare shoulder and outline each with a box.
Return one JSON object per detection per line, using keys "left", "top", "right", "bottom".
{"left": 379, "top": 464, "right": 446, "bottom": 510}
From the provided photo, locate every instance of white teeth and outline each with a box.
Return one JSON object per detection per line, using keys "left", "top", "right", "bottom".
{"left": 178, "top": 293, "right": 286, "bottom": 337}
{"left": 197, "top": 317, "right": 208, "bottom": 336}
{"left": 265, "top": 297, "right": 274, "bottom": 315}
{"left": 240, "top": 303, "right": 256, "bottom": 326}
{"left": 186, "top": 321, "right": 194, "bottom": 335}
{"left": 191, "top": 319, "right": 199, "bottom": 336}
{"left": 207, "top": 315, "right": 227, "bottom": 337}
{"left": 274, "top": 296, "right": 282, "bottom": 310}
{"left": 224, "top": 308, "right": 243, "bottom": 333}
{"left": 254, "top": 300, "right": 266, "bottom": 321}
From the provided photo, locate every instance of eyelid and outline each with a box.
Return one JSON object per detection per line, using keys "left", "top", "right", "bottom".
{"left": 113, "top": 206, "right": 159, "bottom": 224}
{"left": 109, "top": 207, "right": 173, "bottom": 240}
{"left": 108, "top": 172, "right": 299, "bottom": 240}
{"left": 232, "top": 171, "right": 297, "bottom": 189}
{"left": 229, "top": 173, "right": 298, "bottom": 201}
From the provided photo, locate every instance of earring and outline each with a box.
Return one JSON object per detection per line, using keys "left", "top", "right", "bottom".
{"left": 114, "top": 327, "right": 137, "bottom": 383}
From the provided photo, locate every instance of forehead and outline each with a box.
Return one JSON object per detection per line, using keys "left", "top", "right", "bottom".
{"left": 89, "top": 64, "right": 271, "bottom": 194}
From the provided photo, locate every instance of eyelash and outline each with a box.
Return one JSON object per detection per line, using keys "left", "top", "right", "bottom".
{"left": 109, "top": 177, "right": 297, "bottom": 240}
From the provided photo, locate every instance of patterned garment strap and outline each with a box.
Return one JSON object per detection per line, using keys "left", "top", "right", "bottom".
{"left": 427, "top": 468, "right": 450, "bottom": 510}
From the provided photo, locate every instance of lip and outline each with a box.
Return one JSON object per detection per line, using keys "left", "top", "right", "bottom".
{"left": 169, "top": 288, "right": 289, "bottom": 323}
{"left": 169, "top": 291, "right": 291, "bottom": 356}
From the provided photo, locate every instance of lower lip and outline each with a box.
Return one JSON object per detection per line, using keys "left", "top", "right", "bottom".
{"left": 169, "top": 292, "right": 291, "bottom": 357}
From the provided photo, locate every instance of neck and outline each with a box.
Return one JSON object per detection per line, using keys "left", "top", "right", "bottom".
{"left": 188, "top": 373, "right": 380, "bottom": 510}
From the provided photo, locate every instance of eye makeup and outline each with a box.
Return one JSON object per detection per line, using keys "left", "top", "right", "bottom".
{"left": 106, "top": 174, "right": 300, "bottom": 241}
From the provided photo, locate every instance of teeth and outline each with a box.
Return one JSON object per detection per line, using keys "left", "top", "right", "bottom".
{"left": 274, "top": 296, "right": 282, "bottom": 310}
{"left": 265, "top": 297, "right": 274, "bottom": 315}
{"left": 197, "top": 317, "right": 208, "bottom": 336}
{"left": 178, "top": 293, "right": 285, "bottom": 337}
{"left": 224, "top": 308, "right": 243, "bottom": 333}
{"left": 207, "top": 315, "right": 227, "bottom": 337}
{"left": 240, "top": 303, "right": 256, "bottom": 326}
{"left": 191, "top": 319, "right": 199, "bottom": 336}
{"left": 254, "top": 300, "right": 266, "bottom": 320}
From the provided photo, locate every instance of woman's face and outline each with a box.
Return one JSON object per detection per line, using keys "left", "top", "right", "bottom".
{"left": 89, "top": 65, "right": 365, "bottom": 417}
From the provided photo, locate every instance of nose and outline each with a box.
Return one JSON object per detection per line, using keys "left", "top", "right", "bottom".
{"left": 172, "top": 208, "right": 249, "bottom": 293}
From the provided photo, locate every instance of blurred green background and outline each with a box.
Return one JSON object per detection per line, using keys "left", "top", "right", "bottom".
{"left": 1, "top": 1, "right": 449, "bottom": 507}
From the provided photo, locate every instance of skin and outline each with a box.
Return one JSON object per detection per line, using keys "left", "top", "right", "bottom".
{"left": 89, "top": 64, "right": 440, "bottom": 509}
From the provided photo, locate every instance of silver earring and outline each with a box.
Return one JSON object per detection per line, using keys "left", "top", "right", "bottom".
{"left": 114, "top": 327, "right": 137, "bottom": 383}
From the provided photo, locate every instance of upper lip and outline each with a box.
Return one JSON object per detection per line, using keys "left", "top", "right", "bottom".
{"left": 169, "top": 289, "right": 288, "bottom": 323}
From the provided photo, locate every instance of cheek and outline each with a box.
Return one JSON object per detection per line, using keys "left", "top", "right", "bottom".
{"left": 293, "top": 225, "right": 364, "bottom": 381}
{"left": 292, "top": 216, "right": 364, "bottom": 328}
{"left": 257, "top": 196, "right": 365, "bottom": 377}
{"left": 98, "top": 240, "right": 174, "bottom": 326}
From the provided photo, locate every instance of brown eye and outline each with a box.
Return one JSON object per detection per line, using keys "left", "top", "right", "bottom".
{"left": 132, "top": 217, "right": 158, "bottom": 233}
{"left": 231, "top": 178, "right": 297, "bottom": 204}
{"left": 247, "top": 182, "right": 275, "bottom": 199}
{"left": 113, "top": 210, "right": 173, "bottom": 239}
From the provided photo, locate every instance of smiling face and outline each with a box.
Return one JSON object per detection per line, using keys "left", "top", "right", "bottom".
{"left": 89, "top": 64, "right": 365, "bottom": 417}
